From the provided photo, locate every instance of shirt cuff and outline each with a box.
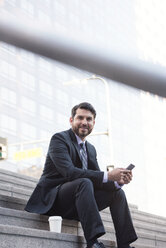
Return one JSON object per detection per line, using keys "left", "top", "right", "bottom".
{"left": 103, "top": 171, "right": 108, "bottom": 183}
{"left": 103, "top": 172, "right": 123, "bottom": 189}
{"left": 114, "top": 181, "right": 123, "bottom": 189}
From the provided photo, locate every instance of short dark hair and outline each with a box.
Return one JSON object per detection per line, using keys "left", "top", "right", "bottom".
{"left": 71, "top": 102, "right": 96, "bottom": 119}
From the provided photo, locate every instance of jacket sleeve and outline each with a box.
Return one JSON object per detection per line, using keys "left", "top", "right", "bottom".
{"left": 48, "top": 133, "right": 104, "bottom": 188}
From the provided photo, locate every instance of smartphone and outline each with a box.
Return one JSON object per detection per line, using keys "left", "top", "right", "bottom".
{"left": 126, "top": 164, "right": 135, "bottom": 170}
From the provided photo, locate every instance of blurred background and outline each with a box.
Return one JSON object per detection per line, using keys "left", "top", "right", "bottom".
{"left": 0, "top": 0, "right": 166, "bottom": 217}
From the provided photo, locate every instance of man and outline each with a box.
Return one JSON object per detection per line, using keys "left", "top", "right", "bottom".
{"left": 25, "top": 102, "right": 137, "bottom": 248}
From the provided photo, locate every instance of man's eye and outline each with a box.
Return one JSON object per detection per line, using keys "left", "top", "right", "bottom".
{"left": 87, "top": 118, "right": 92, "bottom": 121}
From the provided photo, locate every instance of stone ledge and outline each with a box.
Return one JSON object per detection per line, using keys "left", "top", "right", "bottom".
{"left": 0, "top": 224, "right": 115, "bottom": 248}
{"left": 0, "top": 168, "right": 37, "bottom": 183}
{"left": 0, "top": 174, "right": 36, "bottom": 190}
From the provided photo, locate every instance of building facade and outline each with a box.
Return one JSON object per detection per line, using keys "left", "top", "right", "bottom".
{"left": 0, "top": 0, "right": 166, "bottom": 217}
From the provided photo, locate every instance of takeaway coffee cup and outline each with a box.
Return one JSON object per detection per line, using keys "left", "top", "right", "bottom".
{"left": 48, "top": 216, "right": 62, "bottom": 233}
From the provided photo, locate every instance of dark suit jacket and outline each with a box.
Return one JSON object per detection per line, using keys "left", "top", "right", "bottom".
{"left": 25, "top": 129, "right": 116, "bottom": 214}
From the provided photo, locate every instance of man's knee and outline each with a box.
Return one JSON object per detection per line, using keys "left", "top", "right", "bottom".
{"left": 79, "top": 178, "right": 93, "bottom": 186}
{"left": 76, "top": 178, "right": 94, "bottom": 192}
{"left": 115, "top": 188, "right": 127, "bottom": 202}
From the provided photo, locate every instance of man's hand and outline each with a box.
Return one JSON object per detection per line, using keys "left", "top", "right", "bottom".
{"left": 108, "top": 168, "right": 133, "bottom": 185}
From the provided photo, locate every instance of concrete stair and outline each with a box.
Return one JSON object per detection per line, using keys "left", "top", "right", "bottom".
{"left": 0, "top": 224, "right": 115, "bottom": 248}
{"left": 0, "top": 168, "right": 166, "bottom": 248}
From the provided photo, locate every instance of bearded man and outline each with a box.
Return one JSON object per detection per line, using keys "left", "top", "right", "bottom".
{"left": 25, "top": 102, "right": 137, "bottom": 248}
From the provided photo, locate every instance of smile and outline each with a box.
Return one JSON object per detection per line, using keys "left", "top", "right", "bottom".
{"left": 80, "top": 127, "right": 88, "bottom": 130}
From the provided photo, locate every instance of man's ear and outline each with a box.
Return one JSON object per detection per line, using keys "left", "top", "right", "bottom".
{"left": 69, "top": 117, "right": 73, "bottom": 125}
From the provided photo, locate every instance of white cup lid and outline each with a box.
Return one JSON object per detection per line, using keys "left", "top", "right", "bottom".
{"left": 48, "top": 216, "right": 62, "bottom": 221}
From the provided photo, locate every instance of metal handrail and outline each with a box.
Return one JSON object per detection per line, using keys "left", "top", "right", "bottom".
{"left": 0, "top": 15, "right": 166, "bottom": 97}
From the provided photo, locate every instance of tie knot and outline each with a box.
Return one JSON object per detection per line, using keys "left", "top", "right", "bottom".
{"left": 80, "top": 143, "right": 85, "bottom": 151}
{"left": 80, "top": 143, "right": 84, "bottom": 148}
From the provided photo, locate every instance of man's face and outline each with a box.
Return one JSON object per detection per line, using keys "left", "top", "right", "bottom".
{"left": 70, "top": 108, "right": 95, "bottom": 140}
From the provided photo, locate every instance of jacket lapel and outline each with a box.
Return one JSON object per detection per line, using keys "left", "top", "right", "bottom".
{"left": 85, "top": 141, "right": 92, "bottom": 166}
{"left": 68, "top": 129, "right": 82, "bottom": 162}
{"left": 86, "top": 141, "right": 98, "bottom": 170}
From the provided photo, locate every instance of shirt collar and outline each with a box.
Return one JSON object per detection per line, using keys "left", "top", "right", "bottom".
{"left": 74, "top": 133, "right": 86, "bottom": 146}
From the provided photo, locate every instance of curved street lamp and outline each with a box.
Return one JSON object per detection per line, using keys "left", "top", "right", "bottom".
{"left": 9, "top": 75, "right": 114, "bottom": 166}
{"left": 64, "top": 75, "right": 114, "bottom": 164}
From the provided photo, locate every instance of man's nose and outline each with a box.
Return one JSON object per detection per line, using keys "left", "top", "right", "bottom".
{"left": 82, "top": 118, "right": 88, "bottom": 125}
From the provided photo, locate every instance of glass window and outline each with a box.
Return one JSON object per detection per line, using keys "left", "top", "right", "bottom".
{"left": 55, "top": 66, "right": 68, "bottom": 81}
{"left": 38, "top": 57, "right": 52, "bottom": 73}
{"left": 69, "top": 13, "right": 80, "bottom": 28}
{"left": 44, "top": 0, "right": 50, "bottom": 5}
{"left": 135, "top": 0, "right": 166, "bottom": 67}
{"left": 0, "top": 43, "right": 16, "bottom": 55}
{"left": 57, "top": 112, "right": 68, "bottom": 130}
{"left": 56, "top": 88, "right": 69, "bottom": 104}
{"left": 71, "top": 96, "right": 79, "bottom": 107}
{"left": 39, "top": 80, "right": 53, "bottom": 98}
{"left": 19, "top": 50, "right": 35, "bottom": 65}
{"left": 40, "top": 130, "right": 52, "bottom": 139}
{"left": 40, "top": 105, "right": 53, "bottom": 121}
{"left": 21, "top": 70, "right": 36, "bottom": 90}
{"left": 0, "top": 61, "right": 16, "bottom": 78}
{"left": 21, "top": 0, "right": 34, "bottom": 16}
{"left": 9, "top": 63, "right": 16, "bottom": 78}
{"left": 1, "top": 87, "right": 17, "bottom": 106}
{"left": 5, "top": 0, "right": 16, "bottom": 6}
{"left": 53, "top": 2, "right": 66, "bottom": 16}
{"left": 0, "top": 60, "right": 9, "bottom": 74}
{"left": 0, "top": 114, "right": 17, "bottom": 134}
{"left": 53, "top": 22, "right": 66, "bottom": 34}
{"left": 21, "top": 96, "right": 36, "bottom": 115}
{"left": 21, "top": 122, "right": 36, "bottom": 139}
{"left": 37, "top": 10, "right": 51, "bottom": 26}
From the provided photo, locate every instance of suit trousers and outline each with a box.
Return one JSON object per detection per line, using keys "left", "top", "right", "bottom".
{"left": 47, "top": 178, "right": 137, "bottom": 248}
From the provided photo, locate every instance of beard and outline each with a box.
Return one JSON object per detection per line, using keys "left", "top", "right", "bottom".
{"left": 72, "top": 125, "right": 93, "bottom": 139}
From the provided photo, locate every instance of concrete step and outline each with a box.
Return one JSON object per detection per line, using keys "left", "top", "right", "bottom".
{"left": 1, "top": 205, "right": 166, "bottom": 248}
{"left": 1, "top": 168, "right": 166, "bottom": 247}
{"left": 95, "top": 207, "right": 166, "bottom": 233}
{"left": 0, "top": 207, "right": 49, "bottom": 231}
{"left": 1, "top": 168, "right": 166, "bottom": 225}
{"left": 0, "top": 168, "right": 37, "bottom": 186}
{"left": 0, "top": 183, "right": 139, "bottom": 214}
{"left": 100, "top": 213, "right": 166, "bottom": 236}
{"left": 0, "top": 195, "right": 26, "bottom": 211}
{"left": 1, "top": 191, "right": 166, "bottom": 237}
{"left": 0, "top": 168, "right": 137, "bottom": 210}
{"left": 131, "top": 209, "right": 166, "bottom": 227}
{"left": 0, "top": 223, "right": 162, "bottom": 248}
{"left": 77, "top": 221, "right": 166, "bottom": 247}
{"left": 132, "top": 246, "right": 161, "bottom": 248}
{"left": 0, "top": 174, "right": 36, "bottom": 191}
{"left": 0, "top": 206, "right": 79, "bottom": 235}
{"left": 0, "top": 180, "right": 138, "bottom": 211}
{"left": 0, "top": 183, "right": 32, "bottom": 200}
{"left": 0, "top": 224, "right": 115, "bottom": 248}
{"left": 102, "top": 226, "right": 166, "bottom": 247}
{"left": 102, "top": 208, "right": 166, "bottom": 228}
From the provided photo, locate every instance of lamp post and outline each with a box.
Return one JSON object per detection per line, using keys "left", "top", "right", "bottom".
{"left": 64, "top": 75, "right": 114, "bottom": 164}
{"left": 9, "top": 76, "right": 114, "bottom": 165}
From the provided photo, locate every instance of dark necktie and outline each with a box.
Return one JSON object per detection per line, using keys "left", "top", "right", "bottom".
{"left": 80, "top": 143, "right": 87, "bottom": 170}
